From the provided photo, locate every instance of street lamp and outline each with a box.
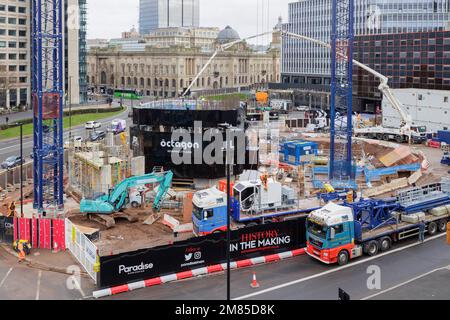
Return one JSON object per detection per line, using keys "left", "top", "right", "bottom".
{"left": 220, "top": 123, "right": 233, "bottom": 301}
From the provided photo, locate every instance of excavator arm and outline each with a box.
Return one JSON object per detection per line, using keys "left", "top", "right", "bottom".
{"left": 80, "top": 171, "right": 174, "bottom": 214}
{"left": 152, "top": 171, "right": 174, "bottom": 211}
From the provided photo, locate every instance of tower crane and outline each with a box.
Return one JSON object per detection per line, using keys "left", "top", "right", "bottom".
{"left": 31, "top": 0, "right": 65, "bottom": 212}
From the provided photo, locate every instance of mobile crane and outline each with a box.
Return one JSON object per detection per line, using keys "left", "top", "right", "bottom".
{"left": 80, "top": 171, "right": 173, "bottom": 228}
{"left": 181, "top": 29, "right": 423, "bottom": 145}
{"left": 279, "top": 30, "right": 426, "bottom": 144}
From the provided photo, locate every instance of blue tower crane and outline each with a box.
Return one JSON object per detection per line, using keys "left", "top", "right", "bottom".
{"left": 31, "top": 0, "right": 64, "bottom": 212}
{"left": 329, "top": 0, "right": 356, "bottom": 189}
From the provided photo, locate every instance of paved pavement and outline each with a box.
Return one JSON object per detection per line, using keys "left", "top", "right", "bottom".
{"left": 0, "top": 104, "right": 130, "bottom": 164}
{"left": 0, "top": 246, "right": 95, "bottom": 300}
{"left": 102, "top": 235, "right": 450, "bottom": 300}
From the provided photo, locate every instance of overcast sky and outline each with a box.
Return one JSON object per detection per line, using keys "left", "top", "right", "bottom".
{"left": 87, "top": 0, "right": 291, "bottom": 43}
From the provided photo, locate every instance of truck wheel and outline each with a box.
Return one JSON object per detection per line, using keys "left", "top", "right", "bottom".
{"left": 383, "top": 134, "right": 390, "bottom": 141}
{"left": 337, "top": 250, "right": 349, "bottom": 266}
{"left": 379, "top": 237, "right": 392, "bottom": 252}
{"left": 428, "top": 222, "right": 438, "bottom": 236}
{"left": 395, "top": 135, "right": 404, "bottom": 143}
{"left": 438, "top": 220, "right": 447, "bottom": 233}
{"left": 365, "top": 241, "right": 379, "bottom": 256}
{"left": 376, "top": 134, "right": 383, "bottom": 140}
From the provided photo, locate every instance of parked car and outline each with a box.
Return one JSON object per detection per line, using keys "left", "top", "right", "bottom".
{"left": 85, "top": 121, "right": 101, "bottom": 130}
{"left": 1, "top": 156, "right": 24, "bottom": 169}
{"left": 90, "top": 130, "right": 106, "bottom": 142}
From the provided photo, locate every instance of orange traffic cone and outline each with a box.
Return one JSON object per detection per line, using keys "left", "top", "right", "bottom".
{"left": 250, "top": 272, "right": 260, "bottom": 289}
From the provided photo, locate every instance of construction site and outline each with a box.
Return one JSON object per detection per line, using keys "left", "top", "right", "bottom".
{"left": 0, "top": 0, "right": 449, "bottom": 298}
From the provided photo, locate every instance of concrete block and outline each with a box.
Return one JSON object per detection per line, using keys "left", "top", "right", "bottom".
{"left": 131, "top": 156, "right": 145, "bottom": 176}
{"left": 430, "top": 206, "right": 448, "bottom": 217}
{"left": 402, "top": 212, "right": 425, "bottom": 224}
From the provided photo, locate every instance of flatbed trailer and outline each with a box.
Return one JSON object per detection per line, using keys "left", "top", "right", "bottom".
{"left": 306, "top": 182, "right": 450, "bottom": 265}
{"left": 361, "top": 212, "right": 449, "bottom": 243}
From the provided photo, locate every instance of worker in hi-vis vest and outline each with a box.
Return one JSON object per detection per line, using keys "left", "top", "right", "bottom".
{"left": 17, "top": 242, "right": 26, "bottom": 263}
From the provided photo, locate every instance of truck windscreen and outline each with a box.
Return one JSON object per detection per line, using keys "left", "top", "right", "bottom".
{"left": 193, "top": 204, "right": 203, "bottom": 220}
{"left": 308, "top": 219, "right": 328, "bottom": 239}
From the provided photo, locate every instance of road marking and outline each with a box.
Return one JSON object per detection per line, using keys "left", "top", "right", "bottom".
{"left": 35, "top": 270, "right": 42, "bottom": 300}
{"left": 0, "top": 267, "right": 13, "bottom": 288}
{"left": 234, "top": 233, "right": 446, "bottom": 300}
{"left": 72, "top": 275, "right": 86, "bottom": 298}
{"left": 361, "top": 265, "right": 450, "bottom": 300}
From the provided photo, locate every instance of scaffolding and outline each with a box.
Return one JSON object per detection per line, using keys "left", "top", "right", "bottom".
{"left": 32, "top": 0, "right": 64, "bottom": 212}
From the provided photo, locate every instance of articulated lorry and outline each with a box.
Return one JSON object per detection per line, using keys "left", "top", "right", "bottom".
{"left": 192, "top": 177, "right": 325, "bottom": 236}
{"left": 306, "top": 181, "right": 450, "bottom": 265}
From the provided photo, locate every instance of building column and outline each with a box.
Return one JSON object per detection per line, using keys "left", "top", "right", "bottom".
{"left": 27, "top": 88, "right": 31, "bottom": 109}
{"left": 6, "top": 89, "right": 10, "bottom": 109}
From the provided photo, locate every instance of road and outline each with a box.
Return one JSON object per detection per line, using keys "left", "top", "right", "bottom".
{"left": 0, "top": 105, "right": 130, "bottom": 164}
{"left": 0, "top": 247, "right": 95, "bottom": 300}
{"left": 103, "top": 234, "right": 450, "bottom": 300}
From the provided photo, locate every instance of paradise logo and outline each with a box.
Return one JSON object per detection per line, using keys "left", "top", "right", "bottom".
{"left": 118, "top": 262, "right": 154, "bottom": 275}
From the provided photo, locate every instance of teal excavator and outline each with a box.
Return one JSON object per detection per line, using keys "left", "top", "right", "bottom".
{"left": 80, "top": 171, "right": 174, "bottom": 228}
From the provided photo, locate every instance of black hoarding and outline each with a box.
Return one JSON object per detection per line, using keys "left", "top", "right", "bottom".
{"left": 99, "top": 217, "right": 307, "bottom": 288}
{"left": 132, "top": 107, "right": 245, "bottom": 129}
{"left": 0, "top": 217, "right": 14, "bottom": 243}
{"left": 130, "top": 128, "right": 253, "bottom": 179}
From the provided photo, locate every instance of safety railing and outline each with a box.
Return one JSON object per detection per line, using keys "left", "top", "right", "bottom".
{"left": 65, "top": 219, "right": 98, "bottom": 283}
{"left": 397, "top": 183, "right": 444, "bottom": 208}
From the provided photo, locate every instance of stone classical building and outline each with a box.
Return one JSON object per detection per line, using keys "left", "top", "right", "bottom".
{"left": 87, "top": 26, "right": 280, "bottom": 97}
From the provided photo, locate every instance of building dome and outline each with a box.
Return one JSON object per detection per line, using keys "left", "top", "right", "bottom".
{"left": 217, "top": 26, "right": 240, "bottom": 43}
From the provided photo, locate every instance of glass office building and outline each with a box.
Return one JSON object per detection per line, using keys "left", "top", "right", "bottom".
{"left": 282, "top": 0, "right": 450, "bottom": 86}
{"left": 139, "top": 0, "right": 200, "bottom": 35}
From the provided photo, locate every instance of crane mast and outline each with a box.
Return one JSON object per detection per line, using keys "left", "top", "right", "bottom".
{"left": 329, "top": 0, "right": 355, "bottom": 187}
{"left": 31, "top": 0, "right": 65, "bottom": 212}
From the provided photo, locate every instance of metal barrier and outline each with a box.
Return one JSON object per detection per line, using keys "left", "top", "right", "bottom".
{"left": 442, "top": 178, "right": 450, "bottom": 195}
{"left": 397, "top": 183, "right": 444, "bottom": 208}
{"left": 65, "top": 219, "right": 99, "bottom": 283}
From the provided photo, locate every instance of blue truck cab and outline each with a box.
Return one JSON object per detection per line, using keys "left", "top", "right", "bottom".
{"left": 306, "top": 202, "right": 360, "bottom": 265}
{"left": 192, "top": 187, "right": 228, "bottom": 236}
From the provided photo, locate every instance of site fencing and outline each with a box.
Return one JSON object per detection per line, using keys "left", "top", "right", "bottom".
{"left": 13, "top": 217, "right": 65, "bottom": 250}
{"left": 65, "top": 219, "right": 99, "bottom": 283}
